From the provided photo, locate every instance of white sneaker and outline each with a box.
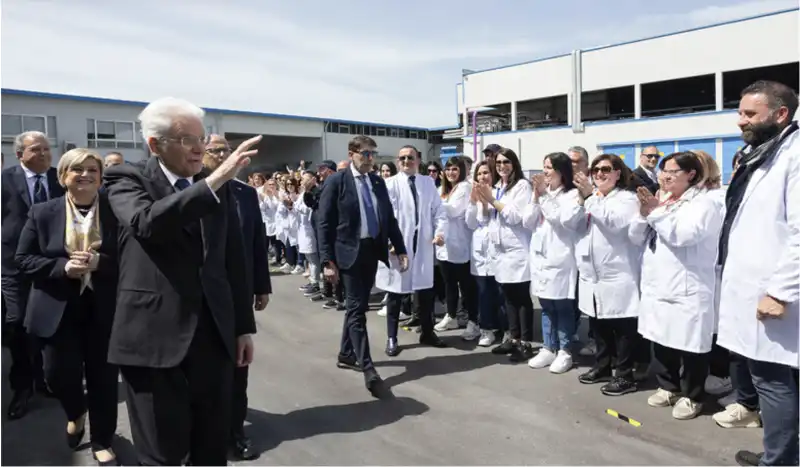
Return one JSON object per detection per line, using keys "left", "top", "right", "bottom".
{"left": 672, "top": 397, "right": 702, "bottom": 420}
{"left": 279, "top": 263, "right": 293, "bottom": 273}
{"left": 647, "top": 388, "right": 680, "bottom": 407}
{"left": 434, "top": 315, "right": 458, "bottom": 332}
{"left": 399, "top": 311, "right": 411, "bottom": 320}
{"left": 291, "top": 265, "right": 304, "bottom": 275}
{"left": 549, "top": 350, "right": 573, "bottom": 374}
{"left": 712, "top": 403, "right": 762, "bottom": 428}
{"left": 377, "top": 306, "right": 387, "bottom": 317}
{"left": 528, "top": 348, "right": 556, "bottom": 369}
{"left": 461, "top": 321, "right": 481, "bottom": 341}
{"left": 478, "top": 330, "right": 496, "bottom": 347}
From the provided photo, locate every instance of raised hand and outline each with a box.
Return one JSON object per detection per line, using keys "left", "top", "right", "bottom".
{"left": 574, "top": 172, "right": 593, "bottom": 198}
{"left": 206, "top": 135, "right": 263, "bottom": 190}
{"left": 637, "top": 186, "right": 658, "bottom": 217}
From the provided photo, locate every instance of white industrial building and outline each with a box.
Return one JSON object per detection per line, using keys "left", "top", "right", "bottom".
{"left": 449, "top": 7, "right": 799, "bottom": 183}
{"left": 1, "top": 90, "right": 431, "bottom": 172}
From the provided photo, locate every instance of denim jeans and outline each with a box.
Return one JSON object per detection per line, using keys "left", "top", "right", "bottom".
{"left": 730, "top": 352, "right": 759, "bottom": 411}
{"left": 474, "top": 275, "right": 506, "bottom": 331}
{"left": 539, "top": 298, "right": 577, "bottom": 352}
{"left": 747, "top": 358, "right": 799, "bottom": 466}
{"left": 305, "top": 252, "right": 321, "bottom": 285}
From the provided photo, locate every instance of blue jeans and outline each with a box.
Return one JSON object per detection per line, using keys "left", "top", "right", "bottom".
{"left": 746, "top": 358, "right": 799, "bottom": 466}
{"left": 539, "top": 298, "right": 577, "bottom": 352}
{"left": 474, "top": 275, "right": 506, "bottom": 331}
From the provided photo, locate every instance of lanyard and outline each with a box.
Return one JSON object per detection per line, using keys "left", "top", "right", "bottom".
{"left": 493, "top": 184, "right": 507, "bottom": 218}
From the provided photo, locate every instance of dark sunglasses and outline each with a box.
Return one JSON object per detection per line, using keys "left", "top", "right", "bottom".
{"left": 644, "top": 153, "right": 660, "bottom": 160}
{"left": 398, "top": 156, "right": 415, "bottom": 162}
{"left": 591, "top": 166, "right": 614, "bottom": 175}
{"left": 495, "top": 159, "right": 512, "bottom": 165}
{"left": 428, "top": 168, "right": 439, "bottom": 173}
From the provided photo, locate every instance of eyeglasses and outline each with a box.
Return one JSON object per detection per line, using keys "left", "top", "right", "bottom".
{"left": 643, "top": 153, "right": 660, "bottom": 160}
{"left": 358, "top": 150, "right": 379, "bottom": 158}
{"left": 206, "top": 147, "right": 231, "bottom": 156}
{"left": 661, "top": 169, "right": 684, "bottom": 176}
{"left": 591, "top": 166, "right": 614, "bottom": 174}
{"left": 165, "top": 135, "right": 205, "bottom": 149}
{"left": 495, "top": 159, "right": 512, "bottom": 166}
{"left": 428, "top": 168, "right": 439, "bottom": 173}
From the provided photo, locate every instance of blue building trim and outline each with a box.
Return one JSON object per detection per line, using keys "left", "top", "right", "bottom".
{"left": 461, "top": 8, "right": 796, "bottom": 76}
{"left": 599, "top": 133, "right": 741, "bottom": 147}
{"left": 1, "top": 88, "right": 430, "bottom": 131}
{"left": 584, "top": 109, "right": 738, "bottom": 127}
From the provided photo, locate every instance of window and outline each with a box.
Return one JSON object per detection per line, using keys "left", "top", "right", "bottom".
{"left": 390, "top": 128, "right": 398, "bottom": 137}
{"left": 409, "top": 130, "right": 418, "bottom": 139}
{"left": 376, "top": 127, "right": 387, "bottom": 137}
{"left": 87, "top": 119, "right": 143, "bottom": 149}
{"left": 1, "top": 114, "right": 58, "bottom": 141}
{"left": 338, "top": 124, "right": 350, "bottom": 134}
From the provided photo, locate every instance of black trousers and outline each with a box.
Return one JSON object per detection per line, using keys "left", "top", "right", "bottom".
{"left": 651, "top": 342, "right": 709, "bottom": 402}
{"left": 501, "top": 281, "right": 534, "bottom": 342}
{"left": 42, "top": 290, "right": 118, "bottom": 451}
{"left": 1, "top": 273, "right": 44, "bottom": 393}
{"left": 590, "top": 316, "right": 639, "bottom": 380}
{"left": 439, "top": 261, "right": 478, "bottom": 322}
{"left": 432, "top": 261, "right": 446, "bottom": 303}
{"left": 230, "top": 365, "right": 249, "bottom": 439}
{"left": 339, "top": 239, "right": 379, "bottom": 371}
{"left": 121, "top": 307, "right": 234, "bottom": 466}
{"left": 708, "top": 334, "right": 731, "bottom": 378}
{"left": 386, "top": 289, "right": 434, "bottom": 339}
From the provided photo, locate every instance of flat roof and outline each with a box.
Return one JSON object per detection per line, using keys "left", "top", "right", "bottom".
{"left": 0, "top": 88, "right": 431, "bottom": 132}
{"left": 463, "top": 7, "right": 798, "bottom": 76}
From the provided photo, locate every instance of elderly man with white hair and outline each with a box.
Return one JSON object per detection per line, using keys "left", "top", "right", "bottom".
{"left": 1, "top": 130, "right": 64, "bottom": 420}
{"left": 103, "top": 97, "right": 261, "bottom": 466}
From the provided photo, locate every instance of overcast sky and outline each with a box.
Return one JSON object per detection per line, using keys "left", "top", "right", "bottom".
{"left": 2, "top": 0, "right": 796, "bottom": 127}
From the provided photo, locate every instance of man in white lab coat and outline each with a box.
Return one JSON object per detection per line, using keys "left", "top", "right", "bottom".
{"left": 717, "top": 80, "right": 799, "bottom": 467}
{"left": 375, "top": 145, "right": 448, "bottom": 356}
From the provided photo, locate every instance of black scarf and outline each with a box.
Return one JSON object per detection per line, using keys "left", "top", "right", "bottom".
{"left": 717, "top": 121, "right": 798, "bottom": 269}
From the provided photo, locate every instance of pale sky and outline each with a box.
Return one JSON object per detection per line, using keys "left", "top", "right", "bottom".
{"left": 2, "top": 0, "right": 797, "bottom": 128}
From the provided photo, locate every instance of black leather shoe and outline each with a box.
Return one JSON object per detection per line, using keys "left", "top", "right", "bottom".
{"left": 230, "top": 435, "right": 260, "bottom": 461}
{"left": 491, "top": 339, "right": 515, "bottom": 355}
{"left": 385, "top": 338, "right": 401, "bottom": 357}
{"left": 336, "top": 355, "right": 361, "bottom": 372}
{"left": 578, "top": 367, "right": 613, "bottom": 384}
{"left": 67, "top": 426, "right": 85, "bottom": 450}
{"left": 600, "top": 377, "right": 637, "bottom": 396}
{"left": 734, "top": 450, "right": 762, "bottom": 466}
{"left": 509, "top": 343, "right": 534, "bottom": 363}
{"left": 7, "top": 389, "right": 32, "bottom": 420}
{"left": 419, "top": 333, "right": 447, "bottom": 348}
{"left": 403, "top": 317, "right": 421, "bottom": 327}
{"left": 364, "top": 369, "right": 392, "bottom": 399}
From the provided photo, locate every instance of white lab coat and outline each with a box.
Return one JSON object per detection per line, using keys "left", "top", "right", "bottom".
{"left": 717, "top": 130, "right": 799, "bottom": 368}
{"left": 375, "top": 172, "right": 446, "bottom": 293}
{"left": 575, "top": 189, "right": 642, "bottom": 319}
{"left": 465, "top": 202, "right": 494, "bottom": 276}
{"left": 630, "top": 186, "right": 723, "bottom": 353}
{"left": 487, "top": 179, "right": 532, "bottom": 284}
{"left": 276, "top": 192, "right": 299, "bottom": 247}
{"left": 259, "top": 192, "right": 279, "bottom": 237}
{"left": 294, "top": 196, "right": 317, "bottom": 254}
{"left": 523, "top": 187, "right": 584, "bottom": 300}
{"left": 436, "top": 182, "right": 472, "bottom": 264}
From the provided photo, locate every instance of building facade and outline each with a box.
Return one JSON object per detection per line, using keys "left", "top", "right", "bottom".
{"left": 1, "top": 90, "right": 431, "bottom": 171}
{"left": 453, "top": 8, "right": 799, "bottom": 182}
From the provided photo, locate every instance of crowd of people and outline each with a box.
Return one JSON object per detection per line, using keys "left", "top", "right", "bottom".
{"left": 0, "top": 79, "right": 797, "bottom": 466}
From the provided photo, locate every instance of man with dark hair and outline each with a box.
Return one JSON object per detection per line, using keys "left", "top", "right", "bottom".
{"left": 317, "top": 135, "right": 407, "bottom": 398}
{"left": 717, "top": 80, "right": 798, "bottom": 467}
{"left": 304, "top": 160, "right": 338, "bottom": 305}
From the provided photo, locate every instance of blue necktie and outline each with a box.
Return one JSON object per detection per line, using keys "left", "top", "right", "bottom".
{"left": 358, "top": 175, "right": 379, "bottom": 238}
{"left": 33, "top": 175, "right": 48, "bottom": 204}
{"left": 174, "top": 178, "right": 190, "bottom": 191}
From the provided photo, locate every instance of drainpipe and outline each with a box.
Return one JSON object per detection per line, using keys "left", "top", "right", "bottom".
{"left": 571, "top": 49, "right": 584, "bottom": 133}
{"left": 472, "top": 110, "right": 478, "bottom": 162}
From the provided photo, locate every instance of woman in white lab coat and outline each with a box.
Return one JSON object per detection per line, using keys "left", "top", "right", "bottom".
{"left": 295, "top": 171, "right": 322, "bottom": 295}
{"left": 277, "top": 177, "right": 301, "bottom": 274}
{"left": 630, "top": 151, "right": 723, "bottom": 420}
{"left": 572, "top": 154, "right": 642, "bottom": 395}
{"left": 466, "top": 160, "right": 507, "bottom": 347}
{"left": 434, "top": 158, "right": 480, "bottom": 340}
{"left": 259, "top": 178, "right": 280, "bottom": 263}
{"left": 523, "top": 152, "right": 584, "bottom": 374}
{"left": 473, "top": 148, "right": 535, "bottom": 362}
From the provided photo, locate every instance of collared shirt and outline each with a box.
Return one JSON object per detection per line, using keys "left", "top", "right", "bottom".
{"left": 350, "top": 163, "right": 379, "bottom": 239}
{"left": 640, "top": 166, "right": 657, "bottom": 183}
{"left": 21, "top": 164, "right": 50, "bottom": 203}
{"left": 159, "top": 160, "right": 219, "bottom": 202}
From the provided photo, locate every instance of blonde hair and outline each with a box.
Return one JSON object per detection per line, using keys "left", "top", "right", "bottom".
{"left": 57, "top": 148, "right": 104, "bottom": 187}
{"left": 690, "top": 150, "right": 721, "bottom": 189}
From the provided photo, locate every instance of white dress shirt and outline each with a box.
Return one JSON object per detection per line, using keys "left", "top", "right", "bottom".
{"left": 350, "top": 164, "right": 379, "bottom": 239}
{"left": 159, "top": 160, "right": 219, "bottom": 202}
{"left": 21, "top": 164, "right": 50, "bottom": 202}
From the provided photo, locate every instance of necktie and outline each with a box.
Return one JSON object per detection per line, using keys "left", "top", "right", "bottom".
{"left": 408, "top": 175, "right": 420, "bottom": 253}
{"left": 358, "top": 175, "right": 379, "bottom": 238}
{"left": 174, "top": 178, "right": 191, "bottom": 191}
{"left": 33, "top": 175, "right": 48, "bottom": 204}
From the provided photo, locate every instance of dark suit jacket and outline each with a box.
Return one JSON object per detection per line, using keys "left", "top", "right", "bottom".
{"left": 2, "top": 166, "right": 65, "bottom": 276}
{"left": 230, "top": 180, "right": 271, "bottom": 297}
{"left": 632, "top": 166, "right": 659, "bottom": 194}
{"left": 15, "top": 195, "right": 118, "bottom": 339}
{"left": 103, "top": 157, "right": 255, "bottom": 368}
{"left": 316, "top": 168, "right": 406, "bottom": 271}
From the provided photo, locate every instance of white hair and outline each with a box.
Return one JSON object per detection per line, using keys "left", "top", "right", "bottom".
{"left": 14, "top": 131, "right": 47, "bottom": 154}
{"left": 138, "top": 97, "right": 205, "bottom": 141}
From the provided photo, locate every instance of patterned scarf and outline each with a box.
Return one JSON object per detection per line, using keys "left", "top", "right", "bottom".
{"left": 64, "top": 195, "right": 102, "bottom": 293}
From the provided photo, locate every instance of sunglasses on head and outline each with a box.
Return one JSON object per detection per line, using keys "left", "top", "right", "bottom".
{"left": 591, "top": 166, "right": 614, "bottom": 174}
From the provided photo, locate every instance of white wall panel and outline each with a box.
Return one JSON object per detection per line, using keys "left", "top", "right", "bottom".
{"left": 220, "top": 114, "right": 323, "bottom": 138}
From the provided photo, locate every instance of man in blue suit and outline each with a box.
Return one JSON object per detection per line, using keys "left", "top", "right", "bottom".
{"left": 317, "top": 135, "right": 407, "bottom": 399}
{"left": 204, "top": 134, "right": 270, "bottom": 460}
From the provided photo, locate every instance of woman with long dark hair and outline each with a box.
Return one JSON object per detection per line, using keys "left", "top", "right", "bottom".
{"left": 434, "top": 158, "right": 480, "bottom": 340}
{"left": 278, "top": 177, "right": 301, "bottom": 274}
{"left": 572, "top": 154, "right": 642, "bottom": 395}
{"left": 473, "top": 148, "right": 535, "bottom": 361}
{"left": 426, "top": 161, "right": 443, "bottom": 188}
{"left": 380, "top": 162, "right": 398, "bottom": 179}
{"left": 524, "top": 152, "right": 584, "bottom": 373}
